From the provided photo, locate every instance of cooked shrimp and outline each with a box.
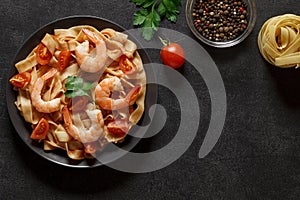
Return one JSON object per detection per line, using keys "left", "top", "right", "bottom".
{"left": 94, "top": 76, "right": 141, "bottom": 110}
{"left": 62, "top": 104, "right": 104, "bottom": 143}
{"left": 75, "top": 28, "right": 108, "bottom": 73}
{"left": 31, "top": 68, "right": 60, "bottom": 113}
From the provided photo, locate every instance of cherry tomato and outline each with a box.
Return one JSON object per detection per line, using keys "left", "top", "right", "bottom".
{"left": 107, "top": 120, "right": 129, "bottom": 136}
{"left": 30, "top": 118, "right": 49, "bottom": 140}
{"left": 119, "top": 55, "right": 137, "bottom": 74}
{"left": 58, "top": 50, "right": 71, "bottom": 71}
{"left": 160, "top": 43, "right": 185, "bottom": 69}
{"left": 36, "top": 43, "right": 52, "bottom": 65}
{"left": 9, "top": 72, "right": 31, "bottom": 88}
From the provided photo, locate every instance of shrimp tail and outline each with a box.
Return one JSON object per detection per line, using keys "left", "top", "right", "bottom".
{"left": 82, "top": 28, "right": 101, "bottom": 44}
{"left": 42, "top": 68, "right": 57, "bottom": 80}
{"left": 62, "top": 106, "right": 72, "bottom": 127}
{"left": 62, "top": 106, "right": 80, "bottom": 141}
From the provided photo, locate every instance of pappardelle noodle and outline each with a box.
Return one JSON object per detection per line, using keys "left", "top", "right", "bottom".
{"left": 10, "top": 25, "right": 146, "bottom": 160}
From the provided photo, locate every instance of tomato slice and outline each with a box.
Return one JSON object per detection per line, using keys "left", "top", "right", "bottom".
{"left": 36, "top": 43, "right": 52, "bottom": 65}
{"left": 30, "top": 118, "right": 49, "bottom": 140}
{"left": 119, "top": 55, "right": 137, "bottom": 74}
{"left": 9, "top": 72, "right": 31, "bottom": 88}
{"left": 107, "top": 120, "right": 129, "bottom": 136}
{"left": 127, "top": 85, "right": 141, "bottom": 106}
{"left": 58, "top": 50, "right": 71, "bottom": 71}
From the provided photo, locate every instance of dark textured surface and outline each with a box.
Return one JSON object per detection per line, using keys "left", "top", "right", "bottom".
{"left": 1, "top": 0, "right": 300, "bottom": 199}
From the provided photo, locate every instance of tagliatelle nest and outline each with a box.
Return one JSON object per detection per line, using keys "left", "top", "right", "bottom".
{"left": 258, "top": 14, "right": 300, "bottom": 68}
{"left": 10, "top": 25, "right": 146, "bottom": 160}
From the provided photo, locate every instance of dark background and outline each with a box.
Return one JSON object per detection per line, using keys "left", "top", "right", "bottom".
{"left": 1, "top": 0, "right": 300, "bottom": 199}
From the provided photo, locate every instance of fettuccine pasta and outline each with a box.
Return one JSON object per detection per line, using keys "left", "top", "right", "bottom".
{"left": 258, "top": 14, "right": 300, "bottom": 68}
{"left": 10, "top": 25, "right": 146, "bottom": 160}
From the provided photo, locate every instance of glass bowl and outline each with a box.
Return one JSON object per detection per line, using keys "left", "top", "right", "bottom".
{"left": 186, "top": 0, "right": 257, "bottom": 48}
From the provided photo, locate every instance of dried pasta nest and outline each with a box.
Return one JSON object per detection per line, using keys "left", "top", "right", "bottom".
{"left": 258, "top": 14, "right": 300, "bottom": 68}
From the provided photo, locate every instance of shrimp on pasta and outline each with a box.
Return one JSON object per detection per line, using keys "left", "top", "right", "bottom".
{"left": 94, "top": 76, "right": 141, "bottom": 110}
{"left": 75, "top": 28, "right": 108, "bottom": 73}
{"left": 31, "top": 68, "right": 61, "bottom": 113}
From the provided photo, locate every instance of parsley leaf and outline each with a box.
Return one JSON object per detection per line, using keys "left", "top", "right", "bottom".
{"left": 64, "top": 76, "right": 96, "bottom": 99}
{"left": 158, "top": 0, "right": 181, "bottom": 22}
{"left": 133, "top": 9, "right": 148, "bottom": 26}
{"left": 134, "top": 7, "right": 160, "bottom": 41}
{"left": 131, "top": 0, "right": 181, "bottom": 40}
{"left": 131, "top": 0, "right": 156, "bottom": 8}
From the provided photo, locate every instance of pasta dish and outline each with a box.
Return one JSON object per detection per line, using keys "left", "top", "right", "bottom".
{"left": 9, "top": 25, "right": 146, "bottom": 160}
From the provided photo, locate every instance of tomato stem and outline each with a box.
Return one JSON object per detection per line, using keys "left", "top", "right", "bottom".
{"left": 159, "top": 36, "right": 170, "bottom": 46}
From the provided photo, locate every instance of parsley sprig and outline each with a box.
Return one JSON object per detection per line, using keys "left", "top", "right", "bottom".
{"left": 64, "top": 76, "right": 96, "bottom": 99}
{"left": 132, "top": 0, "right": 181, "bottom": 41}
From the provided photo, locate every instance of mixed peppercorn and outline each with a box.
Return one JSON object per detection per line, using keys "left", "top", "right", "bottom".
{"left": 192, "top": 0, "right": 248, "bottom": 42}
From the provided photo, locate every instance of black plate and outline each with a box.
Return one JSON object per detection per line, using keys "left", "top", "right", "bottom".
{"left": 6, "top": 16, "right": 156, "bottom": 168}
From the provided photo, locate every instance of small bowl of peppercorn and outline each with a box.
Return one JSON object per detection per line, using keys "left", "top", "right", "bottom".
{"left": 186, "top": 0, "right": 256, "bottom": 48}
